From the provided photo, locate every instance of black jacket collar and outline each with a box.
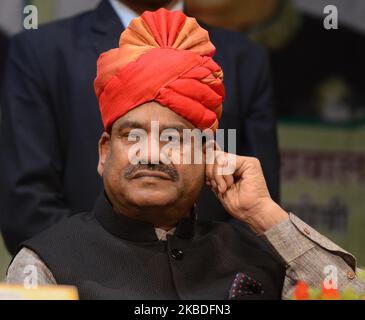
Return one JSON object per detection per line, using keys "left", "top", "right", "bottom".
{"left": 93, "top": 192, "right": 196, "bottom": 242}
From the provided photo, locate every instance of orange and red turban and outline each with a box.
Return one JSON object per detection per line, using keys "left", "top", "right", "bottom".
{"left": 94, "top": 8, "right": 225, "bottom": 132}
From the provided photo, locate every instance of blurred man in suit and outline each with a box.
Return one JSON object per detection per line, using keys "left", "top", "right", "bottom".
{"left": 0, "top": 29, "right": 9, "bottom": 90}
{"left": 0, "top": 0, "right": 279, "bottom": 254}
{"left": 0, "top": 28, "right": 9, "bottom": 176}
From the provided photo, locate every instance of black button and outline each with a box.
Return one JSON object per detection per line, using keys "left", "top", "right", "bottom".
{"left": 170, "top": 249, "right": 184, "bottom": 260}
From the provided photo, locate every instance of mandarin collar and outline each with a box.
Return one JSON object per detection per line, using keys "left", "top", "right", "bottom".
{"left": 93, "top": 192, "right": 196, "bottom": 242}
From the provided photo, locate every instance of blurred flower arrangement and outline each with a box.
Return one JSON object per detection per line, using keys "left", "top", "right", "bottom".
{"left": 292, "top": 269, "right": 365, "bottom": 300}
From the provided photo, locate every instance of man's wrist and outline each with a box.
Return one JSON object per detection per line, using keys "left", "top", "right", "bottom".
{"left": 245, "top": 200, "right": 289, "bottom": 235}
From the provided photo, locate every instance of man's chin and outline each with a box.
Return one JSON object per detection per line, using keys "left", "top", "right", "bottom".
{"left": 123, "top": 185, "right": 179, "bottom": 208}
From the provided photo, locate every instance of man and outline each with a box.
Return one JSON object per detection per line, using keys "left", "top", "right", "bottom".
{"left": 0, "top": 0, "right": 279, "bottom": 255}
{"left": 7, "top": 9, "right": 365, "bottom": 300}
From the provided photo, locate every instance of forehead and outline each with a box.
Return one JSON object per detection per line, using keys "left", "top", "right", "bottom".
{"left": 113, "top": 101, "right": 195, "bottom": 131}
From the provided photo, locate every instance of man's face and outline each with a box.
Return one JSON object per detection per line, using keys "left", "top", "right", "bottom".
{"left": 98, "top": 101, "right": 205, "bottom": 225}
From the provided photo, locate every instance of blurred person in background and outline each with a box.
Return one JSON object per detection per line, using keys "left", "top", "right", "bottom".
{"left": 187, "top": 0, "right": 365, "bottom": 121}
{"left": 0, "top": 29, "right": 9, "bottom": 90}
{"left": 0, "top": 28, "right": 9, "bottom": 151}
{"left": 0, "top": 0, "right": 280, "bottom": 255}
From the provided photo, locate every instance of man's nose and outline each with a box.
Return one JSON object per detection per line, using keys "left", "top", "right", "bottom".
{"left": 136, "top": 132, "right": 160, "bottom": 164}
{"left": 149, "top": 133, "right": 160, "bottom": 164}
{"left": 143, "top": 134, "right": 174, "bottom": 165}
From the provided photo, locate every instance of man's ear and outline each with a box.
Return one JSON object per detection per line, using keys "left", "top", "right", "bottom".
{"left": 97, "top": 132, "right": 111, "bottom": 177}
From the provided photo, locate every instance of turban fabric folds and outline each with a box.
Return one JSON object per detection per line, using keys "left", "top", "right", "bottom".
{"left": 94, "top": 8, "right": 225, "bottom": 132}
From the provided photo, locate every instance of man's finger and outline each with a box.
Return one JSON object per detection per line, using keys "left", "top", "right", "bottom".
{"left": 213, "top": 162, "right": 227, "bottom": 193}
{"left": 205, "top": 161, "right": 214, "bottom": 181}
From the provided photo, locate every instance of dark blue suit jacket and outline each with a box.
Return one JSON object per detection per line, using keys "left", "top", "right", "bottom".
{"left": 0, "top": 0, "right": 279, "bottom": 254}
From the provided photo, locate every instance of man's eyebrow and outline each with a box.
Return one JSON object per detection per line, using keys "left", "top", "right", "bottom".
{"left": 160, "top": 124, "right": 189, "bottom": 134}
{"left": 115, "top": 121, "right": 190, "bottom": 133}
{"left": 115, "top": 120, "right": 146, "bottom": 131}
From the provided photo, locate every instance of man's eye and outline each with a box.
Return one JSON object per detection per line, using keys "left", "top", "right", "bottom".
{"left": 166, "top": 135, "right": 180, "bottom": 142}
{"left": 127, "top": 132, "right": 144, "bottom": 141}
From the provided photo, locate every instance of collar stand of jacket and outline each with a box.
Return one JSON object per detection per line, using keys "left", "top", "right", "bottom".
{"left": 93, "top": 192, "right": 196, "bottom": 242}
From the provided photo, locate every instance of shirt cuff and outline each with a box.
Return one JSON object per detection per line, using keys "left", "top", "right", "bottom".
{"left": 262, "top": 212, "right": 357, "bottom": 270}
{"left": 262, "top": 213, "right": 316, "bottom": 265}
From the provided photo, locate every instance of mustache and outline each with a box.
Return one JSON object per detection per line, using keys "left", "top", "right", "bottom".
{"left": 123, "top": 163, "right": 179, "bottom": 182}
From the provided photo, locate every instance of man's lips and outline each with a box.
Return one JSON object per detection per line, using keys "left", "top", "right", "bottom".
{"left": 131, "top": 170, "right": 172, "bottom": 180}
